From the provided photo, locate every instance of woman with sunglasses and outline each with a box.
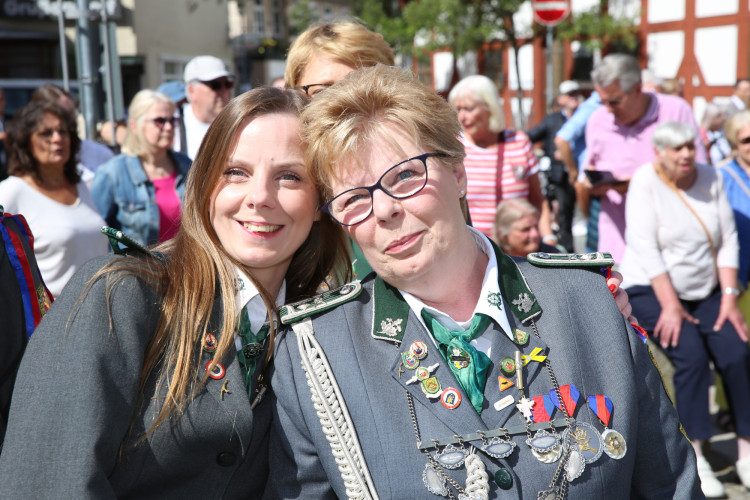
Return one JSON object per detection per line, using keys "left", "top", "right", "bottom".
{"left": 92, "top": 90, "right": 192, "bottom": 246}
{"left": 0, "top": 87, "right": 350, "bottom": 498}
{"left": 268, "top": 65, "right": 699, "bottom": 499}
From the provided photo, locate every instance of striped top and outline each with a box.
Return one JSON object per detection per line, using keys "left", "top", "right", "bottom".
{"left": 461, "top": 131, "right": 539, "bottom": 237}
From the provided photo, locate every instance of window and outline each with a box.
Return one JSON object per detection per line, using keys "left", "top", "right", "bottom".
{"left": 253, "top": 0, "right": 265, "bottom": 36}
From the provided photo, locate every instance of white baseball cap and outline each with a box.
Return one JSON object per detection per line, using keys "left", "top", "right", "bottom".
{"left": 558, "top": 80, "right": 580, "bottom": 95}
{"left": 184, "top": 56, "right": 232, "bottom": 83}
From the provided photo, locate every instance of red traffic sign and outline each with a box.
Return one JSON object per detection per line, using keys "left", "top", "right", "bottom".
{"left": 532, "top": 0, "right": 570, "bottom": 27}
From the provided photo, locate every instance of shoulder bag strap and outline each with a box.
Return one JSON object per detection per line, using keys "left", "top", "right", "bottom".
{"left": 495, "top": 132, "right": 506, "bottom": 203}
{"left": 720, "top": 162, "right": 750, "bottom": 199}
{"left": 653, "top": 163, "right": 718, "bottom": 263}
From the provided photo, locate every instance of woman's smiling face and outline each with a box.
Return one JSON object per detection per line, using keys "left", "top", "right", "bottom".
{"left": 210, "top": 112, "right": 319, "bottom": 289}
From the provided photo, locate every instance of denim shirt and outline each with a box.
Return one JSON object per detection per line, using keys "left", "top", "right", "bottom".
{"left": 91, "top": 151, "right": 192, "bottom": 246}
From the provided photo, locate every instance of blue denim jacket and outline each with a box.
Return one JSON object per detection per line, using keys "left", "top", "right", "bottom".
{"left": 91, "top": 152, "right": 192, "bottom": 246}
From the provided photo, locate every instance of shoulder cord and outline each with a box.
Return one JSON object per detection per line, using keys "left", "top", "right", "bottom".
{"left": 291, "top": 318, "right": 379, "bottom": 500}
{"left": 652, "top": 163, "right": 718, "bottom": 263}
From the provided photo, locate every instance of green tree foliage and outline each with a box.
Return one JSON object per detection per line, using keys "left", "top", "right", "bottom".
{"left": 554, "top": 0, "right": 639, "bottom": 51}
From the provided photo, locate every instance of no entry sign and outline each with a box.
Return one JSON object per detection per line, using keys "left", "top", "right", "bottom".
{"left": 532, "top": 0, "right": 570, "bottom": 27}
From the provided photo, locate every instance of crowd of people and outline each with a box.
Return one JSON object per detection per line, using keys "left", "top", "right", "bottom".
{"left": 0, "top": 19, "right": 748, "bottom": 500}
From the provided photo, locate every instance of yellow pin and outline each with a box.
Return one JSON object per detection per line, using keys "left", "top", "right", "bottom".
{"left": 521, "top": 347, "right": 547, "bottom": 366}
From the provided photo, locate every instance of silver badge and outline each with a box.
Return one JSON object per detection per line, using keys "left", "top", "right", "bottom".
{"left": 512, "top": 293, "right": 534, "bottom": 313}
{"left": 434, "top": 444, "right": 468, "bottom": 470}
{"left": 561, "top": 422, "right": 603, "bottom": 464}
{"left": 565, "top": 444, "right": 586, "bottom": 482}
{"left": 602, "top": 428, "right": 627, "bottom": 460}
{"left": 481, "top": 436, "right": 517, "bottom": 459}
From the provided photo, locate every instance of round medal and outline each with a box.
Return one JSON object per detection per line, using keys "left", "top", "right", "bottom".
{"left": 440, "top": 388, "right": 462, "bottom": 409}
{"left": 561, "top": 422, "right": 603, "bottom": 464}
{"left": 513, "top": 328, "right": 529, "bottom": 346}
{"left": 202, "top": 333, "right": 217, "bottom": 352}
{"left": 499, "top": 357, "right": 516, "bottom": 376}
{"left": 410, "top": 340, "right": 428, "bottom": 360}
{"left": 415, "top": 367, "right": 430, "bottom": 381}
{"left": 206, "top": 360, "right": 225, "bottom": 380}
{"left": 601, "top": 428, "right": 627, "bottom": 459}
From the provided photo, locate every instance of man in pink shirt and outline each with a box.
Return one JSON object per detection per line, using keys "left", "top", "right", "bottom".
{"left": 583, "top": 54, "right": 705, "bottom": 263}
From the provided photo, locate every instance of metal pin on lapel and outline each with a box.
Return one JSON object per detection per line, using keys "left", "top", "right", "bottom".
{"left": 514, "top": 350, "right": 523, "bottom": 390}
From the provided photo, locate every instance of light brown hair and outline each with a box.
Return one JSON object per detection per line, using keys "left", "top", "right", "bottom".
{"left": 724, "top": 109, "right": 750, "bottom": 149}
{"left": 85, "top": 87, "right": 350, "bottom": 442}
{"left": 285, "top": 21, "right": 394, "bottom": 89}
{"left": 300, "top": 65, "right": 465, "bottom": 205}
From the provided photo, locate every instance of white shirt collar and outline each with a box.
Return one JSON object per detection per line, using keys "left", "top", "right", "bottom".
{"left": 234, "top": 268, "right": 286, "bottom": 350}
{"left": 400, "top": 227, "right": 515, "bottom": 354}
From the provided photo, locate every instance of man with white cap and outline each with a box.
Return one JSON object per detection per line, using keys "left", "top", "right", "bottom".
{"left": 182, "top": 55, "right": 234, "bottom": 159}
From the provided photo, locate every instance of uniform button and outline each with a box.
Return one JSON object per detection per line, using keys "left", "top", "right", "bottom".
{"left": 216, "top": 451, "right": 236, "bottom": 467}
{"left": 494, "top": 466, "right": 513, "bottom": 490}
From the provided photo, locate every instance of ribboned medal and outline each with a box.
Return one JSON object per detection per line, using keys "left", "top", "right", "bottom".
{"left": 562, "top": 421, "right": 603, "bottom": 464}
{"left": 531, "top": 394, "right": 555, "bottom": 423}
{"left": 587, "top": 394, "right": 627, "bottom": 459}
{"left": 549, "top": 384, "right": 580, "bottom": 417}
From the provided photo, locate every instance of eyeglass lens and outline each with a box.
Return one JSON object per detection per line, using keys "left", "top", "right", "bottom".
{"left": 297, "top": 83, "right": 332, "bottom": 97}
{"left": 326, "top": 154, "right": 433, "bottom": 226}
{"left": 739, "top": 136, "right": 750, "bottom": 145}
{"left": 151, "top": 117, "right": 178, "bottom": 127}
{"left": 204, "top": 79, "right": 234, "bottom": 91}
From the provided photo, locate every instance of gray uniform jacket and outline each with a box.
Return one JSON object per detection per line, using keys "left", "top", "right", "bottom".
{"left": 268, "top": 251, "right": 702, "bottom": 499}
{"left": 0, "top": 255, "right": 270, "bottom": 499}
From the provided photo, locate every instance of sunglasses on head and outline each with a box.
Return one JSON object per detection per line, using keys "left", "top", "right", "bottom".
{"left": 201, "top": 78, "right": 234, "bottom": 91}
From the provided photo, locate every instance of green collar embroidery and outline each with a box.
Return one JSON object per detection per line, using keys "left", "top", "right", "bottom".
{"left": 371, "top": 276, "right": 410, "bottom": 343}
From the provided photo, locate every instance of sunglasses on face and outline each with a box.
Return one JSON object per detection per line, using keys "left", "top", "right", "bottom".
{"left": 201, "top": 78, "right": 234, "bottom": 91}
{"left": 35, "top": 127, "right": 70, "bottom": 139}
{"left": 149, "top": 116, "right": 179, "bottom": 128}
{"left": 738, "top": 136, "right": 750, "bottom": 145}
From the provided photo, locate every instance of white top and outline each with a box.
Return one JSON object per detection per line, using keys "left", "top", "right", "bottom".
{"left": 620, "top": 162, "right": 739, "bottom": 300}
{"left": 401, "top": 227, "right": 514, "bottom": 358}
{"left": 0, "top": 176, "right": 108, "bottom": 298}
{"left": 182, "top": 104, "right": 211, "bottom": 160}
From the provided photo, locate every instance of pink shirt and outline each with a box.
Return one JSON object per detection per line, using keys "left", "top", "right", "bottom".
{"left": 152, "top": 171, "right": 181, "bottom": 242}
{"left": 584, "top": 93, "right": 705, "bottom": 262}
{"left": 461, "top": 131, "right": 539, "bottom": 237}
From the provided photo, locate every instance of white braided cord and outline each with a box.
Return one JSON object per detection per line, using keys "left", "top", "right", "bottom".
{"left": 292, "top": 318, "right": 379, "bottom": 500}
{"left": 463, "top": 452, "right": 489, "bottom": 500}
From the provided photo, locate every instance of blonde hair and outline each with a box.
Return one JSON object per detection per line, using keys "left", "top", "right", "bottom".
{"left": 285, "top": 21, "right": 394, "bottom": 89}
{"left": 84, "top": 87, "right": 350, "bottom": 443}
{"left": 300, "top": 65, "right": 465, "bottom": 204}
{"left": 724, "top": 109, "right": 750, "bottom": 149}
{"left": 122, "top": 89, "right": 175, "bottom": 156}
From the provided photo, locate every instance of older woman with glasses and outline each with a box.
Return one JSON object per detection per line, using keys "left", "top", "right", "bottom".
{"left": 92, "top": 90, "right": 192, "bottom": 246}
{"left": 0, "top": 100, "right": 107, "bottom": 297}
{"left": 268, "top": 65, "right": 699, "bottom": 499}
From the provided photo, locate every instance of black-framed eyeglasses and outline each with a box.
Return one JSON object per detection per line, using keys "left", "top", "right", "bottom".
{"left": 201, "top": 78, "right": 234, "bottom": 91}
{"left": 295, "top": 83, "right": 333, "bottom": 97}
{"left": 149, "top": 116, "right": 179, "bottom": 128}
{"left": 322, "top": 152, "right": 448, "bottom": 226}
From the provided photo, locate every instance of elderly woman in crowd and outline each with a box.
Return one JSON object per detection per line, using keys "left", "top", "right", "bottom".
{"left": 448, "top": 75, "right": 553, "bottom": 243}
{"left": 721, "top": 110, "right": 750, "bottom": 316}
{"left": 0, "top": 100, "right": 107, "bottom": 298}
{"left": 0, "top": 88, "right": 350, "bottom": 498}
{"left": 268, "top": 65, "right": 699, "bottom": 499}
{"left": 92, "top": 90, "right": 192, "bottom": 246}
{"left": 699, "top": 103, "right": 731, "bottom": 166}
{"left": 620, "top": 121, "right": 750, "bottom": 498}
{"left": 493, "top": 198, "right": 560, "bottom": 258}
